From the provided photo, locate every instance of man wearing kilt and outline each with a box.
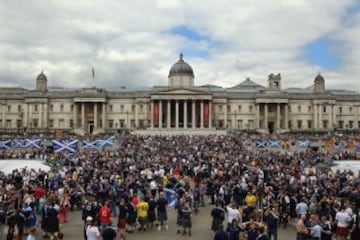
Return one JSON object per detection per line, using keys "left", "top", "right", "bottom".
{"left": 181, "top": 199, "right": 193, "bottom": 236}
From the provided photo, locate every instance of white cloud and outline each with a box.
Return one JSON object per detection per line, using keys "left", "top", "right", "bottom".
{"left": 0, "top": 0, "right": 359, "bottom": 92}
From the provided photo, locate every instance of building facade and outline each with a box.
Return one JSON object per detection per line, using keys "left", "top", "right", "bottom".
{"left": 1, "top": 54, "right": 360, "bottom": 135}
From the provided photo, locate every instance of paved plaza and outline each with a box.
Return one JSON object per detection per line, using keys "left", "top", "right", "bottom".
{"left": 56, "top": 203, "right": 295, "bottom": 240}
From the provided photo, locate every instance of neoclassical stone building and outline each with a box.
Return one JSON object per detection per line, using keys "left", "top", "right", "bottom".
{"left": 0, "top": 54, "right": 360, "bottom": 135}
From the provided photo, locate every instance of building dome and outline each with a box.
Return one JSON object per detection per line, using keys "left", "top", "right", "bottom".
{"left": 314, "top": 73, "right": 324, "bottom": 82}
{"left": 168, "top": 53, "right": 194, "bottom": 78}
{"left": 36, "top": 71, "right": 47, "bottom": 81}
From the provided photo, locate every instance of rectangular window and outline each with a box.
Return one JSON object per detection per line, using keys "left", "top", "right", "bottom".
{"left": 308, "top": 106, "right": 312, "bottom": 112}
{"left": 131, "top": 105, "right": 135, "bottom": 113}
{"left": 60, "top": 104, "right": 64, "bottom": 112}
{"left": 34, "top": 105, "right": 38, "bottom": 112}
{"left": 119, "top": 119, "right": 125, "bottom": 128}
{"left": 139, "top": 120, "right": 144, "bottom": 128}
{"left": 16, "top": 119, "right": 22, "bottom": 128}
{"left": 33, "top": 119, "right": 38, "bottom": 128}
{"left": 70, "top": 105, "right": 74, "bottom": 112}
{"left": 238, "top": 105, "right": 242, "bottom": 112}
{"left": 323, "top": 120, "right": 328, "bottom": 129}
{"left": 288, "top": 121, "right": 292, "bottom": 129}
{"left": 339, "top": 107, "right": 342, "bottom": 114}
{"left": 108, "top": 120, "right": 114, "bottom": 128}
{"left": 140, "top": 105, "right": 143, "bottom": 113}
{"left": 130, "top": 119, "right": 135, "bottom": 128}
{"left": 297, "top": 120, "right": 302, "bottom": 129}
{"left": 227, "top": 105, "right": 231, "bottom": 113}
{"left": 120, "top": 105, "right": 124, "bottom": 113}
{"left": 49, "top": 104, "right": 53, "bottom": 112}
{"left": 6, "top": 119, "right": 11, "bottom": 128}
{"left": 339, "top": 121, "right": 344, "bottom": 129}
{"left": 218, "top": 105, "right": 223, "bottom": 111}
{"left": 307, "top": 120, "right": 312, "bottom": 129}
{"left": 323, "top": 106, "right": 326, "bottom": 113}
{"left": 249, "top": 105, "right": 253, "bottom": 113}
{"left": 109, "top": 105, "right": 113, "bottom": 113}
{"left": 7, "top": 105, "right": 11, "bottom": 112}
{"left": 69, "top": 119, "right": 73, "bottom": 128}
{"left": 349, "top": 121, "right": 353, "bottom": 129}
{"left": 237, "top": 120, "right": 243, "bottom": 129}
{"left": 49, "top": 119, "right": 54, "bottom": 128}
{"left": 349, "top": 107, "right": 353, "bottom": 113}
{"left": 18, "top": 105, "right": 22, "bottom": 112}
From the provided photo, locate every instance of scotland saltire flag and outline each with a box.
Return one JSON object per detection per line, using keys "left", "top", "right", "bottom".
{"left": 255, "top": 140, "right": 268, "bottom": 148}
{"left": 52, "top": 139, "right": 79, "bottom": 153}
{"left": 12, "top": 139, "right": 27, "bottom": 148}
{"left": 0, "top": 139, "right": 12, "bottom": 149}
{"left": 97, "top": 136, "right": 114, "bottom": 148}
{"left": 295, "top": 140, "right": 310, "bottom": 148}
{"left": 164, "top": 188, "right": 176, "bottom": 207}
{"left": 268, "top": 140, "right": 281, "bottom": 148}
{"left": 82, "top": 139, "right": 98, "bottom": 148}
{"left": 24, "top": 139, "right": 42, "bottom": 149}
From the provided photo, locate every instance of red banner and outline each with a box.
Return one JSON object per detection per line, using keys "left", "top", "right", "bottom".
{"left": 154, "top": 101, "right": 159, "bottom": 123}
{"left": 204, "top": 102, "right": 209, "bottom": 123}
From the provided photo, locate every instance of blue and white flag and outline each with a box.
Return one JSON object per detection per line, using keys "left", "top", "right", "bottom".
{"left": 82, "top": 139, "right": 99, "bottom": 148}
{"left": 295, "top": 140, "right": 310, "bottom": 148}
{"left": 255, "top": 140, "right": 268, "bottom": 148}
{"left": 52, "top": 139, "right": 79, "bottom": 153}
{"left": 24, "top": 139, "right": 42, "bottom": 149}
{"left": 164, "top": 188, "right": 177, "bottom": 207}
{"left": 0, "top": 139, "right": 12, "bottom": 149}
{"left": 12, "top": 139, "right": 27, "bottom": 148}
{"left": 97, "top": 136, "right": 114, "bottom": 148}
{"left": 268, "top": 140, "right": 281, "bottom": 148}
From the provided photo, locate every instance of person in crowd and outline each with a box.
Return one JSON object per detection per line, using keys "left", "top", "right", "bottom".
{"left": 296, "top": 214, "right": 309, "bottom": 240}
{"left": 265, "top": 206, "right": 279, "bottom": 240}
{"left": 181, "top": 198, "right": 193, "bottom": 236}
{"left": 117, "top": 197, "right": 127, "bottom": 240}
{"left": 86, "top": 217, "right": 100, "bottom": 240}
{"left": 227, "top": 218, "right": 242, "bottom": 240}
{"left": 156, "top": 192, "right": 169, "bottom": 231}
{"left": 226, "top": 202, "right": 241, "bottom": 230}
{"left": 214, "top": 224, "right": 229, "bottom": 240}
{"left": 102, "top": 222, "right": 117, "bottom": 240}
{"left": 98, "top": 201, "right": 112, "bottom": 231}
{"left": 211, "top": 200, "right": 225, "bottom": 233}
{"left": 25, "top": 226, "right": 37, "bottom": 240}
{"left": 137, "top": 196, "right": 149, "bottom": 231}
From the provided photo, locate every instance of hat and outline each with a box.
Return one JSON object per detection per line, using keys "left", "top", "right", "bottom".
{"left": 86, "top": 216, "right": 93, "bottom": 222}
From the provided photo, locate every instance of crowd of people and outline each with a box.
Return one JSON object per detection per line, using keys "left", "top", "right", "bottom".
{"left": 0, "top": 132, "right": 359, "bottom": 240}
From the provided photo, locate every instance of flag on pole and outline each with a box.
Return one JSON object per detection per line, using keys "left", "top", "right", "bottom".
{"left": 92, "top": 66, "right": 95, "bottom": 79}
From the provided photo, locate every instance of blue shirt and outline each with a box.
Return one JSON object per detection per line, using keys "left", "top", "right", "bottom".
{"left": 312, "top": 224, "right": 321, "bottom": 238}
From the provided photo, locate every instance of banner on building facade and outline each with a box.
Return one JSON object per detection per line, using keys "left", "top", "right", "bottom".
{"left": 204, "top": 102, "right": 209, "bottom": 123}
{"left": 154, "top": 101, "right": 159, "bottom": 123}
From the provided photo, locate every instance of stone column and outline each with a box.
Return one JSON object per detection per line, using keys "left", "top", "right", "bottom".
{"left": 159, "top": 100, "right": 163, "bottom": 128}
{"left": 328, "top": 105, "right": 332, "bottom": 130}
{"left": 224, "top": 103, "right": 228, "bottom": 129}
{"left": 192, "top": 100, "right": 196, "bottom": 129}
{"left": 94, "top": 103, "right": 98, "bottom": 128}
{"left": 167, "top": 100, "right": 171, "bottom": 128}
{"left": 313, "top": 104, "right": 317, "bottom": 129}
{"left": 102, "top": 103, "right": 106, "bottom": 128}
{"left": 81, "top": 102, "right": 85, "bottom": 129}
{"left": 264, "top": 103, "right": 268, "bottom": 130}
{"left": 24, "top": 104, "right": 28, "bottom": 128}
{"left": 135, "top": 103, "right": 139, "bottom": 128}
{"left": 150, "top": 101, "right": 154, "bottom": 128}
{"left": 318, "top": 104, "right": 322, "bottom": 129}
{"left": 200, "top": 101, "right": 204, "bottom": 128}
{"left": 255, "top": 104, "right": 260, "bottom": 129}
{"left": 284, "top": 104, "right": 288, "bottom": 129}
{"left": 175, "top": 100, "right": 179, "bottom": 128}
{"left": 277, "top": 103, "right": 280, "bottom": 130}
{"left": 39, "top": 103, "right": 42, "bottom": 128}
{"left": 1, "top": 104, "right": 5, "bottom": 128}
{"left": 209, "top": 101, "right": 212, "bottom": 128}
{"left": 332, "top": 105, "right": 336, "bottom": 129}
{"left": 184, "top": 100, "right": 187, "bottom": 129}
{"left": 43, "top": 103, "right": 48, "bottom": 128}
{"left": 355, "top": 105, "right": 359, "bottom": 129}
{"left": 73, "top": 103, "right": 77, "bottom": 128}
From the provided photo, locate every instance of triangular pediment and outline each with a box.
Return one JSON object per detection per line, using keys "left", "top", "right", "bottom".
{"left": 154, "top": 88, "right": 209, "bottom": 95}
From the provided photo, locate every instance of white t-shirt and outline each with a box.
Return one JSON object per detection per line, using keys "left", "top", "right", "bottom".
{"left": 336, "top": 211, "right": 352, "bottom": 228}
{"left": 226, "top": 206, "right": 241, "bottom": 224}
{"left": 86, "top": 225, "right": 100, "bottom": 240}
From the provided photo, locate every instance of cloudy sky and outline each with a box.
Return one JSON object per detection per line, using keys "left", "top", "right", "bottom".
{"left": 1, "top": 0, "right": 360, "bottom": 91}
